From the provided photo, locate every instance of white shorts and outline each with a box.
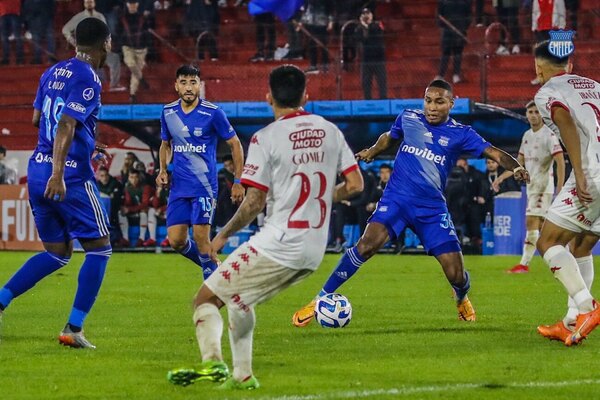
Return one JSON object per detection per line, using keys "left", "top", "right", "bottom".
{"left": 525, "top": 193, "right": 553, "bottom": 217}
{"left": 204, "top": 242, "right": 312, "bottom": 312}
{"left": 546, "top": 177, "right": 600, "bottom": 235}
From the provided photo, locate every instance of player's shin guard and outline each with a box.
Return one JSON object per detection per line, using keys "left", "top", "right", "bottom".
{"left": 0, "top": 251, "right": 70, "bottom": 309}
{"left": 177, "top": 239, "right": 203, "bottom": 268}
{"left": 544, "top": 245, "right": 594, "bottom": 312}
{"left": 199, "top": 253, "right": 218, "bottom": 280}
{"left": 520, "top": 230, "right": 539, "bottom": 266}
{"left": 194, "top": 303, "right": 223, "bottom": 362}
{"left": 228, "top": 306, "right": 255, "bottom": 382}
{"left": 451, "top": 270, "right": 471, "bottom": 302}
{"left": 320, "top": 246, "right": 366, "bottom": 296}
{"left": 69, "top": 246, "right": 111, "bottom": 330}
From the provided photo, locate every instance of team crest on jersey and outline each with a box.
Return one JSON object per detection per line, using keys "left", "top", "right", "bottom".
{"left": 82, "top": 87, "right": 94, "bottom": 101}
{"left": 548, "top": 30, "right": 575, "bottom": 58}
{"left": 438, "top": 136, "right": 450, "bottom": 146}
{"left": 193, "top": 127, "right": 203, "bottom": 136}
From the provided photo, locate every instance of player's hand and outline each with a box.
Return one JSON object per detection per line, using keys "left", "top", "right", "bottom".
{"left": 156, "top": 170, "right": 169, "bottom": 187}
{"left": 355, "top": 148, "right": 375, "bottom": 163}
{"left": 491, "top": 178, "right": 502, "bottom": 193}
{"left": 210, "top": 234, "right": 227, "bottom": 262}
{"left": 92, "top": 144, "right": 110, "bottom": 166}
{"left": 231, "top": 183, "right": 245, "bottom": 204}
{"left": 513, "top": 168, "right": 530, "bottom": 185}
{"left": 575, "top": 171, "right": 593, "bottom": 207}
{"left": 45, "top": 175, "right": 66, "bottom": 202}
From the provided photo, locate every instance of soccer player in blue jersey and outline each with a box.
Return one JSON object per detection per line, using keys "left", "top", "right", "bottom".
{"left": 0, "top": 18, "right": 112, "bottom": 348}
{"left": 156, "top": 65, "right": 244, "bottom": 280}
{"left": 293, "top": 79, "right": 530, "bottom": 326}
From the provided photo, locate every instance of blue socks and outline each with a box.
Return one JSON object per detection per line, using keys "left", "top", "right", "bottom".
{"left": 452, "top": 270, "right": 471, "bottom": 302}
{"left": 199, "top": 253, "right": 218, "bottom": 280}
{"left": 176, "top": 239, "right": 217, "bottom": 279}
{"left": 0, "top": 251, "right": 70, "bottom": 309}
{"left": 69, "top": 245, "right": 111, "bottom": 329}
{"left": 320, "top": 246, "right": 366, "bottom": 296}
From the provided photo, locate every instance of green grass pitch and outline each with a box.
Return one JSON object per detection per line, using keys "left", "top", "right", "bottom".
{"left": 0, "top": 251, "right": 599, "bottom": 399}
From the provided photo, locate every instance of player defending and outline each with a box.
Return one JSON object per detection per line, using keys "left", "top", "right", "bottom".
{"left": 0, "top": 18, "right": 112, "bottom": 348}
{"left": 493, "top": 101, "right": 565, "bottom": 273}
{"left": 293, "top": 79, "right": 530, "bottom": 327}
{"left": 532, "top": 40, "right": 600, "bottom": 345}
{"left": 156, "top": 65, "right": 244, "bottom": 280}
{"left": 167, "top": 65, "right": 363, "bottom": 389}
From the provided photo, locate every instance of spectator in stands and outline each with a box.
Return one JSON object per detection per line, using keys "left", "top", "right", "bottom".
{"left": 483, "top": 158, "right": 520, "bottom": 216}
{"left": 445, "top": 163, "right": 469, "bottom": 241}
{"left": 0, "top": 0, "right": 24, "bottom": 65}
{"left": 62, "top": 0, "right": 125, "bottom": 92}
{"left": 532, "top": 0, "right": 565, "bottom": 42}
{"left": 366, "top": 163, "right": 392, "bottom": 213}
{"left": 475, "top": 0, "right": 485, "bottom": 26}
{"left": 335, "top": 0, "right": 362, "bottom": 70}
{"left": 184, "top": 0, "right": 219, "bottom": 61}
{"left": 96, "top": 0, "right": 122, "bottom": 37}
{"left": 120, "top": 0, "right": 152, "bottom": 103}
{"left": 456, "top": 157, "right": 487, "bottom": 247}
{"left": 96, "top": 166, "right": 124, "bottom": 242}
{"left": 436, "top": 0, "right": 471, "bottom": 84}
{"left": 494, "top": 0, "right": 521, "bottom": 55}
{"left": 149, "top": 185, "right": 169, "bottom": 247}
{"left": 21, "top": 0, "right": 55, "bottom": 64}
{"left": 250, "top": 12, "right": 275, "bottom": 62}
{"left": 565, "top": 0, "right": 578, "bottom": 30}
{"left": 120, "top": 151, "right": 139, "bottom": 182}
{"left": 299, "top": 0, "right": 334, "bottom": 74}
{"left": 214, "top": 154, "right": 238, "bottom": 230}
{"left": 282, "top": 11, "right": 303, "bottom": 60}
{"left": 118, "top": 169, "right": 153, "bottom": 247}
{"left": 0, "top": 145, "right": 17, "bottom": 184}
{"left": 356, "top": 8, "right": 387, "bottom": 99}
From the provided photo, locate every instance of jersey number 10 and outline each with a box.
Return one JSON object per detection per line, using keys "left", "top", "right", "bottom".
{"left": 288, "top": 172, "right": 327, "bottom": 229}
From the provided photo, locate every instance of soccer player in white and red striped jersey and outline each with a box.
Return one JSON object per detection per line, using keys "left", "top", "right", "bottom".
{"left": 167, "top": 65, "right": 364, "bottom": 389}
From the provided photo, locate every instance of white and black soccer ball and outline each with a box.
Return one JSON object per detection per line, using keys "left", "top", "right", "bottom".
{"left": 314, "top": 293, "right": 352, "bottom": 328}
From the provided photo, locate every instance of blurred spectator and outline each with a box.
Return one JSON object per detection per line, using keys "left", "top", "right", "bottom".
{"left": 120, "top": 0, "right": 152, "bottom": 103}
{"left": 456, "top": 157, "right": 486, "bottom": 246}
{"left": 120, "top": 151, "right": 139, "bottom": 182}
{"left": 96, "top": 166, "right": 123, "bottom": 241}
{"left": 367, "top": 163, "right": 392, "bottom": 213}
{"left": 335, "top": 0, "right": 362, "bottom": 69}
{"left": 0, "top": 145, "right": 17, "bottom": 184}
{"left": 483, "top": 158, "right": 520, "bottom": 216}
{"left": 445, "top": 164, "right": 469, "bottom": 239}
{"left": 436, "top": 0, "right": 471, "bottom": 84}
{"left": 494, "top": 0, "right": 521, "bottom": 55}
{"left": 475, "top": 0, "right": 485, "bottom": 26}
{"left": 300, "top": 0, "right": 334, "bottom": 74}
{"left": 95, "top": 0, "right": 123, "bottom": 37}
{"left": 118, "top": 169, "right": 153, "bottom": 247}
{"left": 214, "top": 154, "right": 238, "bottom": 229}
{"left": 148, "top": 185, "right": 169, "bottom": 247}
{"left": 62, "top": 0, "right": 125, "bottom": 92}
{"left": 250, "top": 12, "right": 275, "bottom": 62}
{"left": 282, "top": 11, "right": 303, "bottom": 60}
{"left": 565, "top": 0, "right": 577, "bottom": 30}
{"left": 356, "top": 8, "right": 386, "bottom": 99}
{"left": 22, "top": 0, "right": 55, "bottom": 64}
{"left": 0, "top": 0, "right": 24, "bottom": 65}
{"left": 185, "top": 0, "right": 219, "bottom": 61}
{"left": 532, "top": 0, "right": 565, "bottom": 43}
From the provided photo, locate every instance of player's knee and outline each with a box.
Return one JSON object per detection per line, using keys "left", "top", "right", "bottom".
{"left": 170, "top": 237, "right": 187, "bottom": 252}
{"left": 356, "top": 240, "right": 378, "bottom": 260}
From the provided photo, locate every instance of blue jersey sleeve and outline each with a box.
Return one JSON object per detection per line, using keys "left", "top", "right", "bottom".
{"left": 212, "top": 108, "right": 236, "bottom": 141}
{"left": 462, "top": 127, "right": 491, "bottom": 157}
{"left": 389, "top": 111, "right": 404, "bottom": 140}
{"left": 61, "top": 79, "right": 100, "bottom": 123}
{"left": 160, "top": 111, "right": 171, "bottom": 141}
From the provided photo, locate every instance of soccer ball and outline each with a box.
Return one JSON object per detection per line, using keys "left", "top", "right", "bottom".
{"left": 314, "top": 293, "right": 352, "bottom": 328}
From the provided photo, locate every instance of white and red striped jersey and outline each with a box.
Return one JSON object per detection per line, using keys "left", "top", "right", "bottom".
{"left": 532, "top": 0, "right": 566, "bottom": 32}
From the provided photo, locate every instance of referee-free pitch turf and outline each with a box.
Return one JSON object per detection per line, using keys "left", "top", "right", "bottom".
{"left": 0, "top": 251, "right": 599, "bottom": 400}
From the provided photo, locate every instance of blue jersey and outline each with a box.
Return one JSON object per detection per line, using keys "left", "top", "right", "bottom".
{"left": 29, "top": 57, "right": 102, "bottom": 185}
{"left": 160, "top": 99, "right": 236, "bottom": 198}
{"left": 387, "top": 109, "right": 490, "bottom": 203}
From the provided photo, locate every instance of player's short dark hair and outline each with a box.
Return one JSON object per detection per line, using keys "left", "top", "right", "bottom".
{"left": 176, "top": 64, "right": 200, "bottom": 79}
{"left": 75, "top": 17, "right": 110, "bottom": 48}
{"left": 525, "top": 100, "right": 537, "bottom": 109}
{"left": 534, "top": 40, "right": 569, "bottom": 66}
{"left": 269, "top": 65, "right": 306, "bottom": 108}
{"left": 97, "top": 166, "right": 108, "bottom": 172}
{"left": 379, "top": 163, "right": 392, "bottom": 171}
{"left": 222, "top": 154, "right": 233, "bottom": 162}
{"left": 0, "top": 145, "right": 6, "bottom": 156}
{"left": 128, "top": 168, "right": 140, "bottom": 176}
{"left": 427, "top": 79, "right": 453, "bottom": 94}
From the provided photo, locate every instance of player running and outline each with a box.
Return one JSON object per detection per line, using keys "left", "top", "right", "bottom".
{"left": 167, "top": 65, "right": 363, "bottom": 389}
{"left": 293, "top": 79, "right": 530, "bottom": 327}
{"left": 0, "top": 18, "right": 112, "bottom": 349}
{"left": 156, "top": 65, "right": 244, "bottom": 280}
{"left": 493, "top": 101, "right": 565, "bottom": 273}
{"left": 532, "top": 40, "right": 600, "bottom": 345}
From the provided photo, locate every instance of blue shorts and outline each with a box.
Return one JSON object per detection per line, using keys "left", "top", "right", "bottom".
{"left": 29, "top": 179, "right": 110, "bottom": 242}
{"left": 368, "top": 194, "right": 460, "bottom": 256}
{"left": 167, "top": 195, "right": 216, "bottom": 227}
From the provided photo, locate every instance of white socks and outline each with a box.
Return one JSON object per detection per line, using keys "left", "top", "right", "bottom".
{"left": 544, "top": 245, "right": 594, "bottom": 313}
{"left": 228, "top": 307, "right": 255, "bottom": 381}
{"left": 139, "top": 211, "right": 148, "bottom": 240}
{"left": 564, "top": 255, "right": 595, "bottom": 326}
{"left": 147, "top": 208, "right": 157, "bottom": 240}
{"left": 193, "top": 303, "right": 223, "bottom": 362}
{"left": 520, "top": 230, "right": 539, "bottom": 266}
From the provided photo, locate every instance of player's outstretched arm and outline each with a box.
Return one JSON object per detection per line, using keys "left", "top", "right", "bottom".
{"left": 156, "top": 140, "right": 171, "bottom": 187}
{"left": 483, "top": 146, "right": 530, "bottom": 184}
{"left": 491, "top": 153, "right": 524, "bottom": 192}
{"left": 32, "top": 109, "right": 41, "bottom": 128}
{"left": 210, "top": 187, "right": 267, "bottom": 260}
{"left": 355, "top": 131, "right": 395, "bottom": 162}
{"left": 226, "top": 135, "right": 245, "bottom": 204}
{"left": 44, "top": 114, "right": 77, "bottom": 201}
{"left": 333, "top": 169, "right": 364, "bottom": 203}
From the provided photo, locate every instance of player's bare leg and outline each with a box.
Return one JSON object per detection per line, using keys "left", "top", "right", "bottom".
{"left": 292, "top": 222, "right": 389, "bottom": 327}
{"left": 508, "top": 216, "right": 542, "bottom": 273}
{"left": 537, "top": 221, "right": 600, "bottom": 345}
{"left": 435, "top": 251, "right": 475, "bottom": 321}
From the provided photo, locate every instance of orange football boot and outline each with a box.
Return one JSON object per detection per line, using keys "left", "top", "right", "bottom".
{"left": 537, "top": 321, "right": 573, "bottom": 342}
{"left": 292, "top": 300, "right": 316, "bottom": 327}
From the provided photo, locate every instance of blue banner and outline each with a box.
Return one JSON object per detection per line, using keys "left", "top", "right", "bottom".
{"left": 493, "top": 190, "right": 526, "bottom": 255}
{"left": 351, "top": 100, "right": 391, "bottom": 116}
{"left": 248, "top": 0, "right": 304, "bottom": 21}
{"left": 312, "top": 101, "right": 352, "bottom": 117}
